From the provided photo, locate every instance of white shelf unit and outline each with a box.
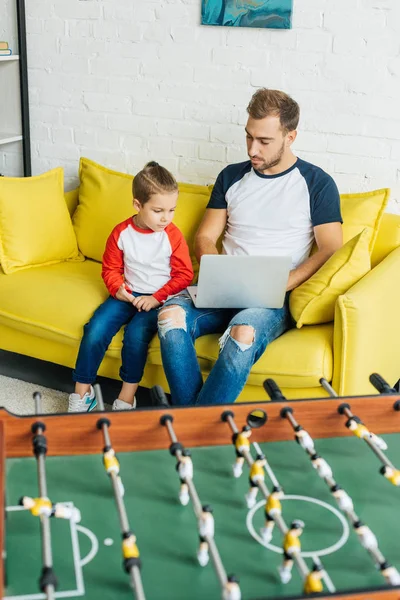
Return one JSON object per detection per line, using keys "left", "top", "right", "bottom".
{"left": 0, "top": 0, "right": 30, "bottom": 176}
{"left": 0, "top": 53, "right": 26, "bottom": 174}
{"left": 0, "top": 55, "right": 19, "bottom": 62}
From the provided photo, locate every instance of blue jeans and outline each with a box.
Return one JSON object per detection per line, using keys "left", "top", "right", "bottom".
{"left": 73, "top": 293, "right": 158, "bottom": 384}
{"left": 158, "top": 291, "right": 292, "bottom": 406}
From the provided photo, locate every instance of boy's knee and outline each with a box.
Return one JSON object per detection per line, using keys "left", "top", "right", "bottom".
{"left": 230, "top": 325, "right": 255, "bottom": 346}
{"left": 158, "top": 305, "right": 187, "bottom": 337}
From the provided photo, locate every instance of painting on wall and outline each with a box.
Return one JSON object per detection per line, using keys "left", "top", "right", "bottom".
{"left": 201, "top": 0, "right": 293, "bottom": 29}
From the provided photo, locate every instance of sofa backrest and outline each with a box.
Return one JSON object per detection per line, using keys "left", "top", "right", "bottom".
{"left": 371, "top": 212, "right": 400, "bottom": 267}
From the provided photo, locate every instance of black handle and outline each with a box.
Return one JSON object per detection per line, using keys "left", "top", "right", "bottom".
{"left": 263, "top": 378, "right": 286, "bottom": 401}
{"left": 369, "top": 373, "right": 397, "bottom": 395}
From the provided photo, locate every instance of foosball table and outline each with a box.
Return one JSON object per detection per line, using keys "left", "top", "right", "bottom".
{"left": 1, "top": 387, "right": 400, "bottom": 600}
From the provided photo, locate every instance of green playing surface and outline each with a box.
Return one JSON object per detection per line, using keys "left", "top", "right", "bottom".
{"left": 4, "top": 433, "right": 400, "bottom": 600}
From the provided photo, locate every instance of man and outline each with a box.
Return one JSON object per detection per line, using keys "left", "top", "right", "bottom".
{"left": 158, "top": 88, "right": 342, "bottom": 406}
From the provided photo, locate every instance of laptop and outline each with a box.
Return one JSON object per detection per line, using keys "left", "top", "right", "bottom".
{"left": 187, "top": 254, "right": 292, "bottom": 309}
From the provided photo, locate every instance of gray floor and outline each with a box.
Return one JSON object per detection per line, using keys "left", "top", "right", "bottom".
{"left": 0, "top": 349, "right": 154, "bottom": 409}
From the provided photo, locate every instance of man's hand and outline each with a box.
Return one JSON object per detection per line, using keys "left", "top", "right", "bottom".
{"left": 132, "top": 295, "right": 161, "bottom": 312}
{"left": 116, "top": 285, "right": 133, "bottom": 303}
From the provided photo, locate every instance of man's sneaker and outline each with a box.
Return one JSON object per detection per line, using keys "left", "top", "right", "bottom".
{"left": 112, "top": 397, "right": 136, "bottom": 411}
{"left": 68, "top": 386, "right": 97, "bottom": 413}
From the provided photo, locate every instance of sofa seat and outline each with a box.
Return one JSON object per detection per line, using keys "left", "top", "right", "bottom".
{"left": 0, "top": 260, "right": 108, "bottom": 345}
{"left": 147, "top": 324, "right": 333, "bottom": 389}
{"left": 0, "top": 259, "right": 333, "bottom": 391}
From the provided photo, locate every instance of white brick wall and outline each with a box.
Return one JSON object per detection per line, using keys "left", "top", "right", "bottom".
{"left": 2, "top": 0, "right": 400, "bottom": 212}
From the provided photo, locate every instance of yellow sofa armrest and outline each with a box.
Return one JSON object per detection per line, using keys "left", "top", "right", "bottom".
{"left": 333, "top": 246, "right": 400, "bottom": 396}
{"left": 65, "top": 187, "right": 79, "bottom": 217}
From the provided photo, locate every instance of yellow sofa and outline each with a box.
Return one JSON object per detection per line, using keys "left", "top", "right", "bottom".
{"left": 1, "top": 178, "right": 400, "bottom": 402}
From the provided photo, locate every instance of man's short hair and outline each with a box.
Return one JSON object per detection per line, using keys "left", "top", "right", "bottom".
{"left": 247, "top": 88, "right": 300, "bottom": 134}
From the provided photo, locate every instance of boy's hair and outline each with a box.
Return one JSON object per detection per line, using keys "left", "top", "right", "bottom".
{"left": 133, "top": 161, "right": 178, "bottom": 205}
{"left": 247, "top": 89, "right": 300, "bottom": 134}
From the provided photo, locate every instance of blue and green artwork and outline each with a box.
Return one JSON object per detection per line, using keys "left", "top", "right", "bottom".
{"left": 201, "top": 0, "right": 293, "bottom": 29}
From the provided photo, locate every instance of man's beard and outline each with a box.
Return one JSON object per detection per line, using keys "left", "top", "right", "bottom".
{"left": 252, "top": 141, "right": 285, "bottom": 172}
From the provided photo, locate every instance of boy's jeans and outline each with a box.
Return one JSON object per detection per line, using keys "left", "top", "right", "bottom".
{"left": 73, "top": 293, "right": 158, "bottom": 384}
{"left": 158, "top": 291, "right": 292, "bottom": 406}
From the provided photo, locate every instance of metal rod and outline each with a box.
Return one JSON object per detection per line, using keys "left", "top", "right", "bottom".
{"left": 340, "top": 405, "right": 396, "bottom": 470}
{"left": 320, "top": 378, "right": 338, "bottom": 397}
{"left": 162, "top": 418, "right": 230, "bottom": 590}
{"left": 282, "top": 409, "right": 396, "bottom": 580}
{"left": 224, "top": 416, "right": 316, "bottom": 584}
{"left": 95, "top": 385, "right": 145, "bottom": 600}
{"left": 32, "top": 393, "right": 55, "bottom": 600}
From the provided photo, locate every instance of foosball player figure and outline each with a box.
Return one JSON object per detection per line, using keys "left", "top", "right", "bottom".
{"left": 310, "top": 454, "right": 333, "bottom": 480}
{"left": 345, "top": 416, "right": 387, "bottom": 450}
{"left": 294, "top": 425, "right": 315, "bottom": 452}
{"left": 197, "top": 505, "right": 214, "bottom": 567}
{"left": 379, "top": 561, "right": 400, "bottom": 585}
{"left": 232, "top": 425, "right": 252, "bottom": 478}
{"left": 103, "top": 446, "right": 125, "bottom": 497}
{"left": 122, "top": 532, "right": 141, "bottom": 572}
{"left": 222, "top": 574, "right": 241, "bottom": 600}
{"left": 245, "top": 453, "right": 266, "bottom": 509}
{"left": 353, "top": 520, "right": 378, "bottom": 551}
{"left": 176, "top": 448, "right": 193, "bottom": 506}
{"left": 20, "top": 496, "right": 81, "bottom": 523}
{"left": 278, "top": 519, "right": 305, "bottom": 584}
{"left": 380, "top": 465, "right": 400, "bottom": 486}
{"left": 303, "top": 563, "right": 324, "bottom": 594}
{"left": 330, "top": 484, "right": 354, "bottom": 513}
{"left": 260, "top": 485, "right": 284, "bottom": 543}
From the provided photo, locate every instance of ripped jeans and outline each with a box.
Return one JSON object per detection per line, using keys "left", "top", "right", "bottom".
{"left": 158, "top": 290, "right": 292, "bottom": 406}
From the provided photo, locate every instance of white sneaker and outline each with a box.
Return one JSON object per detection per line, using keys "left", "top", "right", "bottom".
{"left": 245, "top": 493, "right": 256, "bottom": 509}
{"left": 197, "top": 548, "right": 209, "bottom": 567}
{"left": 179, "top": 490, "right": 190, "bottom": 506}
{"left": 260, "top": 527, "right": 273, "bottom": 543}
{"left": 112, "top": 397, "right": 136, "bottom": 411}
{"left": 68, "top": 386, "right": 96, "bottom": 412}
{"left": 278, "top": 565, "right": 292, "bottom": 584}
{"left": 232, "top": 463, "right": 243, "bottom": 478}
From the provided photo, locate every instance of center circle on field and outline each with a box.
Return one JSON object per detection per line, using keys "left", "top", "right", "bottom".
{"left": 246, "top": 494, "right": 350, "bottom": 558}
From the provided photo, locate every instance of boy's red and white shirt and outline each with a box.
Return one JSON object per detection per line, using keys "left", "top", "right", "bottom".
{"left": 102, "top": 217, "right": 194, "bottom": 303}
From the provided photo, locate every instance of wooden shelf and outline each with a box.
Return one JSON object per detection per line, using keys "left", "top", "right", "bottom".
{"left": 0, "top": 55, "right": 19, "bottom": 62}
{"left": 0, "top": 133, "right": 23, "bottom": 146}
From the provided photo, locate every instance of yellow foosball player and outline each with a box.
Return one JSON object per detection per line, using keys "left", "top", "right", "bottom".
{"left": 304, "top": 563, "right": 324, "bottom": 594}
{"left": 245, "top": 453, "right": 266, "bottom": 509}
{"left": 232, "top": 425, "right": 252, "bottom": 478}
{"left": 278, "top": 519, "right": 304, "bottom": 584}
{"left": 380, "top": 465, "right": 400, "bottom": 486}
{"left": 345, "top": 416, "right": 387, "bottom": 450}
{"left": 260, "top": 485, "right": 284, "bottom": 543}
{"left": 122, "top": 532, "right": 141, "bottom": 573}
{"left": 103, "top": 446, "right": 125, "bottom": 497}
{"left": 20, "top": 496, "right": 81, "bottom": 522}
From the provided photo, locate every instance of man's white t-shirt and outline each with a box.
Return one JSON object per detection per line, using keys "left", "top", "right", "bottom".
{"left": 208, "top": 158, "right": 342, "bottom": 268}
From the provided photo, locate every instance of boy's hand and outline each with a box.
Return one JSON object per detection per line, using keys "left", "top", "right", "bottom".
{"left": 115, "top": 285, "right": 133, "bottom": 303}
{"left": 132, "top": 295, "right": 161, "bottom": 312}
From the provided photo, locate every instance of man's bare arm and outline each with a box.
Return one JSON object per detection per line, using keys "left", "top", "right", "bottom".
{"left": 194, "top": 208, "right": 228, "bottom": 263}
{"left": 287, "top": 222, "right": 343, "bottom": 291}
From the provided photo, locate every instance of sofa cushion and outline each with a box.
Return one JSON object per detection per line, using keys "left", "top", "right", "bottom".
{"left": 73, "top": 158, "right": 134, "bottom": 263}
{"left": 0, "top": 260, "right": 109, "bottom": 344}
{"left": 72, "top": 157, "right": 210, "bottom": 279}
{"left": 147, "top": 323, "right": 334, "bottom": 389}
{"left": 290, "top": 228, "right": 371, "bottom": 328}
{"left": 341, "top": 188, "right": 389, "bottom": 252}
{"left": 0, "top": 168, "right": 82, "bottom": 274}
